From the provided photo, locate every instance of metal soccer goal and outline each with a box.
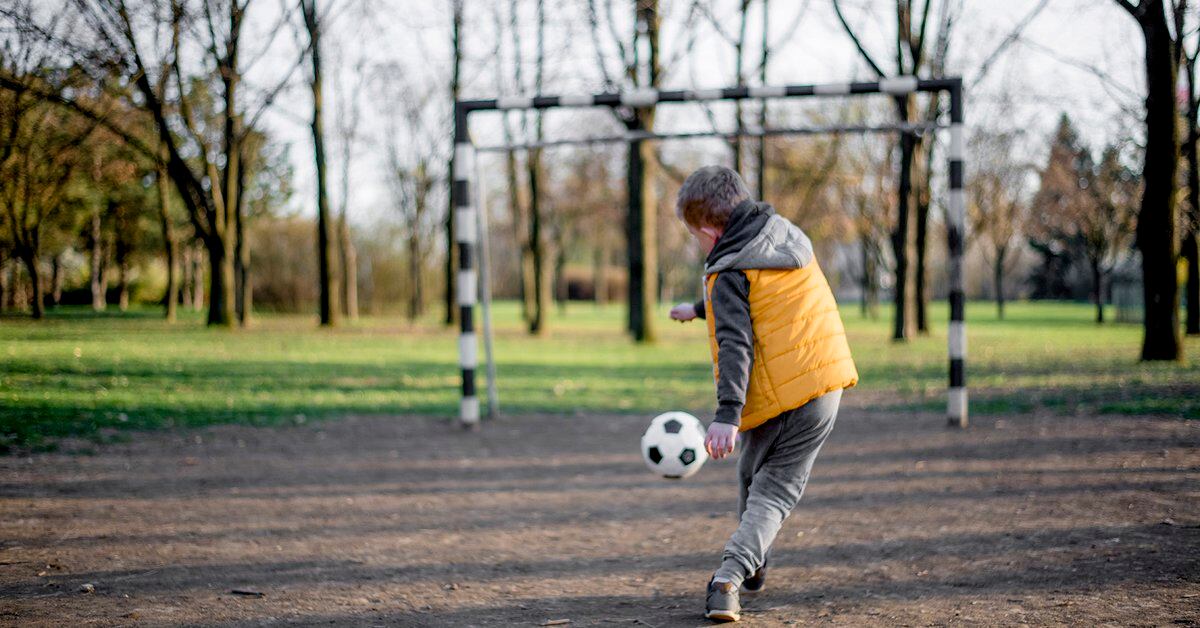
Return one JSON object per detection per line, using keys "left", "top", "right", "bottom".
{"left": 451, "top": 76, "right": 968, "bottom": 429}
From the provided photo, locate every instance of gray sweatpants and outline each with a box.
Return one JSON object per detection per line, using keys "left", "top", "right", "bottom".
{"left": 713, "top": 389, "right": 842, "bottom": 586}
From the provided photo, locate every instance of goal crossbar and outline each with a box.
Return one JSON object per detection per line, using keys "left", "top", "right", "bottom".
{"left": 472, "top": 122, "right": 945, "bottom": 153}
{"left": 451, "top": 76, "right": 968, "bottom": 429}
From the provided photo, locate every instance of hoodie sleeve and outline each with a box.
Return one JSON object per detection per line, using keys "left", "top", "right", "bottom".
{"left": 693, "top": 298, "right": 706, "bottom": 320}
{"left": 710, "top": 271, "right": 754, "bottom": 427}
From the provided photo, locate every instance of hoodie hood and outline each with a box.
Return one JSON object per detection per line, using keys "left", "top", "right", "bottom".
{"left": 704, "top": 200, "right": 814, "bottom": 275}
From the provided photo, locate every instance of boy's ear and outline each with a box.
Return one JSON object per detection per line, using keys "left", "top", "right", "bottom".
{"left": 700, "top": 225, "right": 722, "bottom": 241}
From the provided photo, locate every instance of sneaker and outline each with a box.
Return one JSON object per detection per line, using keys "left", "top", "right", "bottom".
{"left": 705, "top": 577, "right": 740, "bottom": 622}
{"left": 741, "top": 559, "right": 767, "bottom": 594}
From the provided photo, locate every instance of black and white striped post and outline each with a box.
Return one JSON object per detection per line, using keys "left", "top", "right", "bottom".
{"left": 453, "top": 103, "right": 480, "bottom": 429}
{"left": 453, "top": 76, "right": 968, "bottom": 428}
{"left": 946, "top": 79, "right": 968, "bottom": 428}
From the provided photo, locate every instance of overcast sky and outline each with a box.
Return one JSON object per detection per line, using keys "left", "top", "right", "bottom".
{"left": 252, "top": 0, "right": 1146, "bottom": 224}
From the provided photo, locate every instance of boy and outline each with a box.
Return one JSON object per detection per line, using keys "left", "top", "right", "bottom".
{"left": 668, "top": 166, "right": 858, "bottom": 622}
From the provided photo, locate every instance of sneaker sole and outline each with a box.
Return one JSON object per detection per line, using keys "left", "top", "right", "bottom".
{"left": 705, "top": 609, "right": 740, "bottom": 622}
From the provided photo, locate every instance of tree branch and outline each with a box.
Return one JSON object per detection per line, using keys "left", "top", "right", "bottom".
{"left": 833, "top": 0, "right": 886, "bottom": 78}
{"left": 970, "top": 0, "right": 1049, "bottom": 87}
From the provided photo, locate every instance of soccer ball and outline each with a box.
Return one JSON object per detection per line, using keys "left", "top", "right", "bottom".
{"left": 640, "top": 411, "right": 708, "bottom": 479}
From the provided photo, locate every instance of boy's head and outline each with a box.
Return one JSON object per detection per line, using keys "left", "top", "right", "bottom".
{"left": 675, "top": 165, "right": 752, "bottom": 254}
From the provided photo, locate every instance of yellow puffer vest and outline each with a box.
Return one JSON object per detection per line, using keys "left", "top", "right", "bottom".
{"left": 704, "top": 260, "right": 858, "bottom": 431}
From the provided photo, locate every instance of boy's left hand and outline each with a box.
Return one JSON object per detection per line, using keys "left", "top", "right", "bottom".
{"left": 705, "top": 422, "right": 738, "bottom": 459}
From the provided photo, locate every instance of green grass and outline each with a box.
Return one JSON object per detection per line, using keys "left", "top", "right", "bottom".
{"left": 1, "top": 301, "right": 1197, "bottom": 451}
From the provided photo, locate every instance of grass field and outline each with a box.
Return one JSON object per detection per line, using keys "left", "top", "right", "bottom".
{"left": 2, "top": 301, "right": 1198, "bottom": 451}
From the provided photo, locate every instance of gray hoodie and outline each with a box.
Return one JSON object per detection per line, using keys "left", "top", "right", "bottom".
{"left": 693, "top": 201, "right": 815, "bottom": 426}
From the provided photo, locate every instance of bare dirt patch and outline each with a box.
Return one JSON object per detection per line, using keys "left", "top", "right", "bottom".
{"left": 1, "top": 406, "right": 1197, "bottom": 626}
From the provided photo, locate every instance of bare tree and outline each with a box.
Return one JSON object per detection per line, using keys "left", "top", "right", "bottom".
{"left": 493, "top": 0, "right": 532, "bottom": 322}
{"left": 969, "top": 127, "right": 1031, "bottom": 319}
{"left": 300, "top": 0, "right": 340, "bottom": 327}
{"left": 586, "top": 0, "right": 662, "bottom": 342}
{"left": 384, "top": 84, "right": 439, "bottom": 322}
{"left": 444, "top": 0, "right": 463, "bottom": 327}
{"left": 333, "top": 53, "right": 365, "bottom": 322}
{"left": 833, "top": 0, "right": 1046, "bottom": 336}
{"left": 832, "top": 0, "right": 945, "bottom": 340}
{"left": 1113, "top": 0, "right": 1186, "bottom": 359}
{"left": 526, "top": 0, "right": 550, "bottom": 335}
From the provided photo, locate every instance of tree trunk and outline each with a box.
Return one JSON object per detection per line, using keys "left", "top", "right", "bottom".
{"left": 527, "top": 0, "right": 549, "bottom": 335}
{"left": 340, "top": 216, "right": 358, "bottom": 321}
{"left": 234, "top": 156, "right": 250, "bottom": 326}
{"left": 20, "top": 252, "right": 43, "bottom": 319}
{"left": 915, "top": 130, "right": 935, "bottom": 333}
{"left": 627, "top": 121, "right": 658, "bottom": 342}
{"left": 506, "top": 148, "right": 532, "bottom": 323}
{"left": 1092, "top": 257, "right": 1104, "bottom": 324}
{"left": 593, "top": 245, "right": 607, "bottom": 306}
{"left": 554, "top": 244, "right": 567, "bottom": 314}
{"left": 50, "top": 255, "right": 62, "bottom": 306}
{"left": 914, "top": 186, "right": 929, "bottom": 333}
{"left": 157, "top": 165, "right": 178, "bottom": 322}
{"left": 1186, "top": 233, "right": 1200, "bottom": 335}
{"left": 116, "top": 217, "right": 130, "bottom": 312}
{"left": 625, "top": 0, "right": 659, "bottom": 343}
{"left": 305, "top": 0, "right": 339, "bottom": 328}
{"left": 1185, "top": 52, "right": 1200, "bottom": 336}
{"left": 860, "top": 234, "right": 871, "bottom": 317}
{"left": 891, "top": 128, "right": 919, "bottom": 341}
{"left": 117, "top": 253, "right": 130, "bottom": 312}
{"left": 90, "top": 208, "right": 106, "bottom": 311}
{"left": 11, "top": 263, "right": 27, "bottom": 312}
{"left": 181, "top": 245, "right": 192, "bottom": 310}
{"left": 1134, "top": 4, "right": 1182, "bottom": 360}
{"left": 0, "top": 255, "right": 9, "bottom": 311}
{"left": 528, "top": 145, "right": 548, "bottom": 335}
{"left": 408, "top": 231, "right": 422, "bottom": 321}
{"left": 192, "top": 243, "right": 205, "bottom": 311}
{"left": 994, "top": 247, "right": 1006, "bottom": 320}
{"left": 444, "top": 0, "right": 463, "bottom": 327}
{"left": 205, "top": 236, "right": 235, "bottom": 326}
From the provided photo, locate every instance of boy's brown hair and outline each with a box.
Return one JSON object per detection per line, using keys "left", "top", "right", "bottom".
{"left": 675, "top": 165, "right": 753, "bottom": 229}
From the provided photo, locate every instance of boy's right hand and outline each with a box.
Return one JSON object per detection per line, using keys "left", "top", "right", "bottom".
{"left": 705, "top": 422, "right": 738, "bottom": 459}
{"left": 669, "top": 302, "right": 698, "bottom": 322}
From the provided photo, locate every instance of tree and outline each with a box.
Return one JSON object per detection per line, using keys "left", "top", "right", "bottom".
{"left": 1032, "top": 116, "right": 1138, "bottom": 324}
{"left": 301, "top": 0, "right": 340, "bottom": 327}
{"left": 492, "top": 0, "right": 533, "bottom": 322}
{"left": 586, "top": 0, "right": 662, "bottom": 342}
{"left": 0, "top": 36, "right": 100, "bottom": 319}
{"left": 969, "top": 127, "right": 1032, "bottom": 320}
{"left": 1113, "top": 0, "right": 1185, "bottom": 359}
{"left": 832, "top": 0, "right": 952, "bottom": 340}
{"left": 156, "top": 156, "right": 182, "bottom": 321}
{"left": 333, "top": 52, "right": 365, "bottom": 322}
{"left": 445, "top": 0, "right": 463, "bottom": 327}
{"left": 384, "top": 86, "right": 439, "bottom": 323}
{"left": 839, "top": 136, "right": 894, "bottom": 319}
{"left": 4, "top": 0, "right": 298, "bottom": 327}
{"left": 526, "top": 0, "right": 550, "bottom": 335}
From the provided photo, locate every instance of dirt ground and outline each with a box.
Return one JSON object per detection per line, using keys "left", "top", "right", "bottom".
{"left": 1, "top": 403, "right": 1198, "bottom": 627}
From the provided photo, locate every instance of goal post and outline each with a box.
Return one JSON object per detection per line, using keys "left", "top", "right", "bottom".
{"left": 451, "top": 76, "right": 968, "bottom": 430}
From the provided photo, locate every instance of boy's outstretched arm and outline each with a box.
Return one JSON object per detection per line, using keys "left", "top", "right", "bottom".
{"left": 707, "top": 271, "right": 754, "bottom": 459}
